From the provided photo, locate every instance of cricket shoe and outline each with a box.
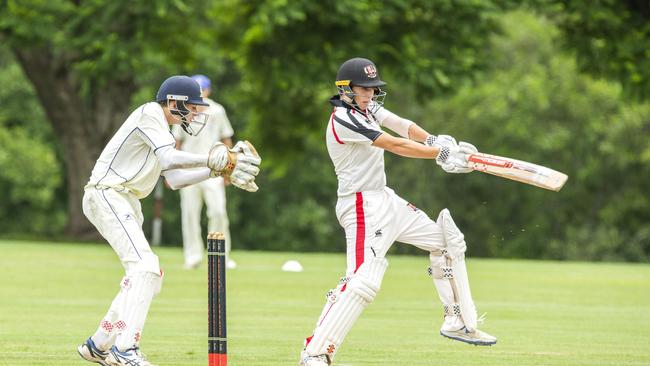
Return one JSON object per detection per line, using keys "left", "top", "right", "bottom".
{"left": 77, "top": 337, "right": 109, "bottom": 366}
{"left": 298, "top": 350, "right": 331, "bottom": 366}
{"left": 440, "top": 326, "right": 497, "bottom": 346}
{"left": 105, "top": 346, "right": 156, "bottom": 366}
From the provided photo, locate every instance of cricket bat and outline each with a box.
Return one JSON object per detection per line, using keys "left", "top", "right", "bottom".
{"left": 467, "top": 152, "right": 568, "bottom": 191}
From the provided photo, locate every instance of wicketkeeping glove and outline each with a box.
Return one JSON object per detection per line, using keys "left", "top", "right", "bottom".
{"left": 208, "top": 140, "right": 261, "bottom": 192}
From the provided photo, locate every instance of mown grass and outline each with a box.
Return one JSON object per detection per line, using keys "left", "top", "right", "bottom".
{"left": 1, "top": 240, "right": 649, "bottom": 366}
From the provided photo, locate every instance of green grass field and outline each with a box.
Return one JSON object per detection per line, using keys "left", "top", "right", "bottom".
{"left": 1, "top": 240, "right": 649, "bottom": 366}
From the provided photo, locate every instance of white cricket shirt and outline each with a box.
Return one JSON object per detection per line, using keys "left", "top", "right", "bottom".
{"left": 86, "top": 102, "right": 175, "bottom": 199}
{"left": 326, "top": 96, "right": 395, "bottom": 197}
{"left": 172, "top": 98, "right": 234, "bottom": 154}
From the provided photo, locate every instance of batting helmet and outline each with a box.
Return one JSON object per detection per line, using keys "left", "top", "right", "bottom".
{"left": 335, "top": 57, "right": 386, "bottom": 88}
{"left": 335, "top": 58, "right": 387, "bottom": 113}
{"left": 155, "top": 75, "right": 209, "bottom": 106}
{"left": 156, "top": 75, "right": 209, "bottom": 136}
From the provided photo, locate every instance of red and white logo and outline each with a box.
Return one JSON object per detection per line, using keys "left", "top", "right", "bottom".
{"left": 364, "top": 64, "right": 377, "bottom": 78}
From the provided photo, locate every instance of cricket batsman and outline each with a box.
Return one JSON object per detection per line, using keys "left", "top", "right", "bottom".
{"left": 299, "top": 58, "right": 496, "bottom": 366}
{"left": 77, "top": 75, "right": 261, "bottom": 366}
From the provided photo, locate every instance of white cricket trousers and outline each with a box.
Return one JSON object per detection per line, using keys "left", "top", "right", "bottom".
{"left": 180, "top": 177, "right": 230, "bottom": 266}
{"left": 336, "top": 186, "right": 446, "bottom": 274}
{"left": 82, "top": 187, "right": 162, "bottom": 351}
{"left": 82, "top": 187, "right": 160, "bottom": 274}
{"left": 303, "top": 186, "right": 450, "bottom": 357}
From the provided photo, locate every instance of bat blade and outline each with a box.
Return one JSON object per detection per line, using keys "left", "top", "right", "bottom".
{"left": 468, "top": 153, "right": 568, "bottom": 191}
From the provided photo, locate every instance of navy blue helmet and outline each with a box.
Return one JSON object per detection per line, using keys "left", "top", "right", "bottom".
{"left": 156, "top": 75, "right": 209, "bottom": 106}
{"left": 156, "top": 75, "right": 209, "bottom": 135}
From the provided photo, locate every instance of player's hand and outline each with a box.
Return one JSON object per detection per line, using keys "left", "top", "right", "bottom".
{"left": 458, "top": 141, "right": 478, "bottom": 155}
{"left": 425, "top": 134, "right": 457, "bottom": 148}
{"left": 208, "top": 141, "right": 261, "bottom": 192}
{"left": 435, "top": 142, "right": 474, "bottom": 174}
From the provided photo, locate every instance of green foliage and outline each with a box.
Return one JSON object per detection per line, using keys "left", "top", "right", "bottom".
{"left": 0, "top": 0, "right": 208, "bottom": 85}
{"left": 534, "top": 0, "right": 650, "bottom": 100}
{"left": 0, "top": 3, "right": 648, "bottom": 262}
{"left": 227, "top": 141, "right": 340, "bottom": 252}
{"left": 387, "top": 11, "right": 650, "bottom": 261}
{"left": 0, "top": 48, "right": 65, "bottom": 235}
{"left": 207, "top": 0, "right": 507, "bottom": 167}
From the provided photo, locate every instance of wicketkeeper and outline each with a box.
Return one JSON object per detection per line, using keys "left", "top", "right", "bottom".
{"left": 299, "top": 58, "right": 496, "bottom": 366}
{"left": 77, "top": 75, "right": 261, "bottom": 366}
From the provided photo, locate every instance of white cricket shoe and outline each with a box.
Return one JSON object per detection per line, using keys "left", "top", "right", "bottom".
{"left": 227, "top": 259, "right": 237, "bottom": 269}
{"left": 77, "top": 337, "right": 109, "bottom": 366}
{"left": 440, "top": 326, "right": 497, "bottom": 346}
{"left": 439, "top": 314, "right": 497, "bottom": 346}
{"left": 298, "top": 350, "right": 331, "bottom": 366}
{"left": 105, "top": 346, "right": 156, "bottom": 366}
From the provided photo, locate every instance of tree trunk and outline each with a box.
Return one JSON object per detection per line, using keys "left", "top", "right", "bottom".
{"left": 13, "top": 46, "right": 135, "bottom": 239}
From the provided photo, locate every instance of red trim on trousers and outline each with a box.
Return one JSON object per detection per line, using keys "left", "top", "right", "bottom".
{"left": 305, "top": 191, "right": 366, "bottom": 345}
{"left": 354, "top": 192, "right": 365, "bottom": 272}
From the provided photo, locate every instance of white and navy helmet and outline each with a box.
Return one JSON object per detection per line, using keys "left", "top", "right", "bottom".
{"left": 156, "top": 75, "right": 209, "bottom": 135}
{"left": 156, "top": 75, "right": 209, "bottom": 106}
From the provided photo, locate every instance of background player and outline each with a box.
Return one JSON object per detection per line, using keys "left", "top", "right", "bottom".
{"left": 172, "top": 74, "right": 236, "bottom": 270}
{"left": 77, "top": 75, "right": 260, "bottom": 366}
{"left": 299, "top": 58, "right": 496, "bottom": 366}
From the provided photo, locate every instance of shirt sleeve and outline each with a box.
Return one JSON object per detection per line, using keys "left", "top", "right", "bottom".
{"left": 373, "top": 106, "right": 413, "bottom": 138}
{"left": 162, "top": 167, "right": 212, "bottom": 190}
{"left": 155, "top": 145, "right": 209, "bottom": 170}
{"left": 331, "top": 109, "right": 382, "bottom": 144}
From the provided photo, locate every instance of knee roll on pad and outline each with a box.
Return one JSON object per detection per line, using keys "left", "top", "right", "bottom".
{"left": 436, "top": 208, "right": 466, "bottom": 259}
{"left": 347, "top": 256, "right": 388, "bottom": 303}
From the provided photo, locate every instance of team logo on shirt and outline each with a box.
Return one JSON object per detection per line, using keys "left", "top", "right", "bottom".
{"left": 364, "top": 64, "right": 377, "bottom": 78}
{"left": 407, "top": 203, "right": 419, "bottom": 212}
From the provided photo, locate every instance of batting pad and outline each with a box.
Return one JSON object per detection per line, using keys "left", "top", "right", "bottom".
{"left": 432, "top": 209, "right": 478, "bottom": 331}
{"left": 91, "top": 276, "right": 132, "bottom": 350}
{"left": 429, "top": 254, "right": 459, "bottom": 316}
{"left": 305, "top": 257, "right": 388, "bottom": 359}
{"left": 113, "top": 271, "right": 162, "bottom": 350}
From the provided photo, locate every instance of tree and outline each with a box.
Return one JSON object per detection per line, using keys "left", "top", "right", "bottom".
{"left": 389, "top": 11, "right": 650, "bottom": 261}
{"left": 0, "top": 47, "right": 64, "bottom": 236}
{"left": 0, "top": 0, "right": 510, "bottom": 239}
{"left": 536, "top": 0, "right": 650, "bottom": 100}
{"left": 208, "top": 0, "right": 509, "bottom": 169}
{"left": 0, "top": 0, "right": 213, "bottom": 237}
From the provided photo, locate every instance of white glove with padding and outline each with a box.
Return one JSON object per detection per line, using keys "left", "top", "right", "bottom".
{"left": 208, "top": 140, "right": 261, "bottom": 192}
{"left": 436, "top": 141, "right": 478, "bottom": 174}
{"left": 425, "top": 134, "right": 457, "bottom": 148}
